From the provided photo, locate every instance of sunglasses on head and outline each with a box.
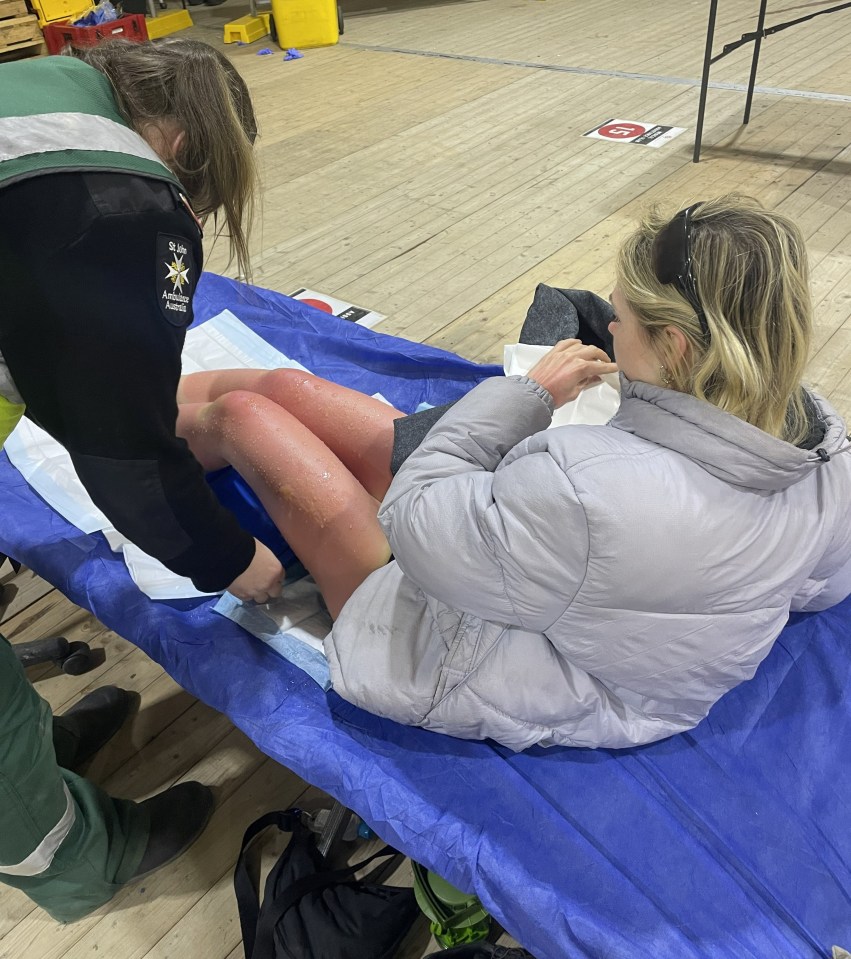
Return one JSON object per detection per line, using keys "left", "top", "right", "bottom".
{"left": 651, "top": 202, "right": 710, "bottom": 340}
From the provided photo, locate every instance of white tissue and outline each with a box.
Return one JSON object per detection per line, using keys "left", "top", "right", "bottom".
{"left": 503, "top": 343, "right": 621, "bottom": 427}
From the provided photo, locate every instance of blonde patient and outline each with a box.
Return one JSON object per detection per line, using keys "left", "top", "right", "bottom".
{"left": 176, "top": 195, "right": 851, "bottom": 751}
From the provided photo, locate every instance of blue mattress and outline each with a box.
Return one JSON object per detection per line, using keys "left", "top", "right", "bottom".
{"left": 0, "top": 273, "right": 848, "bottom": 959}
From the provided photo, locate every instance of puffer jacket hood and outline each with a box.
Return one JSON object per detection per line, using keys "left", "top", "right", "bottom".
{"left": 615, "top": 378, "right": 850, "bottom": 491}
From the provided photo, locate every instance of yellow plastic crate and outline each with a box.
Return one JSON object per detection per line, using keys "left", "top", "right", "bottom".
{"left": 270, "top": 0, "right": 339, "bottom": 49}
{"left": 28, "top": 0, "right": 88, "bottom": 27}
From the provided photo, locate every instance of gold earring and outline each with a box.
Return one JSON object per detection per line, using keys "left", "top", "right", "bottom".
{"left": 659, "top": 366, "right": 672, "bottom": 387}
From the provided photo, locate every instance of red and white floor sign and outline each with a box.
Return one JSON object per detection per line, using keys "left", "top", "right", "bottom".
{"left": 583, "top": 118, "right": 685, "bottom": 148}
{"left": 288, "top": 288, "right": 385, "bottom": 329}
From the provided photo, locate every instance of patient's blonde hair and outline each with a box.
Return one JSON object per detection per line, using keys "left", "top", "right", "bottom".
{"left": 73, "top": 38, "right": 258, "bottom": 281}
{"left": 616, "top": 195, "right": 812, "bottom": 445}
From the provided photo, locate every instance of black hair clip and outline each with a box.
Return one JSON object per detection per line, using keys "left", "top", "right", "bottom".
{"left": 651, "top": 203, "right": 710, "bottom": 340}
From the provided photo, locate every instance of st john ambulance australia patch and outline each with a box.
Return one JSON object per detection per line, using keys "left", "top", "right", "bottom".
{"left": 156, "top": 233, "right": 196, "bottom": 326}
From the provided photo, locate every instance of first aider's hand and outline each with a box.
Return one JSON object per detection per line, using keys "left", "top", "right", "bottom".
{"left": 527, "top": 339, "right": 618, "bottom": 408}
{"left": 226, "top": 539, "right": 284, "bottom": 604}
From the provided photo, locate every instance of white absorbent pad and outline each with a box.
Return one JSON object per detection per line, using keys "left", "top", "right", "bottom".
{"left": 215, "top": 579, "right": 333, "bottom": 689}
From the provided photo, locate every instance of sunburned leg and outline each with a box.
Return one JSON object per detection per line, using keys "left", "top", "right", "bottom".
{"left": 179, "top": 390, "right": 390, "bottom": 619}
{"left": 177, "top": 369, "right": 404, "bottom": 500}
{"left": 176, "top": 403, "right": 230, "bottom": 472}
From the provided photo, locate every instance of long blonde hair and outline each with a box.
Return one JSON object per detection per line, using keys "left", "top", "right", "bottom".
{"left": 73, "top": 38, "right": 258, "bottom": 280}
{"left": 616, "top": 195, "right": 813, "bottom": 445}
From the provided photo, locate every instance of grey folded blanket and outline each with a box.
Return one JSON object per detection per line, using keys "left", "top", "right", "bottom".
{"left": 519, "top": 284, "right": 614, "bottom": 353}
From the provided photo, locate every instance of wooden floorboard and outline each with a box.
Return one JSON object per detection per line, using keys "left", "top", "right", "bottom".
{"left": 2, "top": 0, "right": 850, "bottom": 955}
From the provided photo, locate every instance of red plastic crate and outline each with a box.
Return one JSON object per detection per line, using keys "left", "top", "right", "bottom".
{"left": 43, "top": 13, "right": 147, "bottom": 54}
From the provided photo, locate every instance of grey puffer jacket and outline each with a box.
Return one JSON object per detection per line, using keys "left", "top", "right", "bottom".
{"left": 325, "top": 375, "right": 851, "bottom": 751}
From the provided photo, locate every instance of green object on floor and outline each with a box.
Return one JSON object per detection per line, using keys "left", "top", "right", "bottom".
{"left": 412, "top": 861, "right": 491, "bottom": 948}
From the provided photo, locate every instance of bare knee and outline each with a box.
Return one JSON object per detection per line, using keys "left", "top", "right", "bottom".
{"left": 205, "top": 389, "right": 273, "bottom": 433}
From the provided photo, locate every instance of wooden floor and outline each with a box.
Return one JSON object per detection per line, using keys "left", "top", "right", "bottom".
{"left": 2, "top": 0, "right": 851, "bottom": 955}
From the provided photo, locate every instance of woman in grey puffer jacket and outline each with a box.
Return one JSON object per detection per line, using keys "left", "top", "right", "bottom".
{"left": 179, "top": 195, "right": 851, "bottom": 751}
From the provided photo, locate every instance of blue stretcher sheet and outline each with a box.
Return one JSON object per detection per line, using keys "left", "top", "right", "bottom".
{"left": 1, "top": 273, "right": 849, "bottom": 959}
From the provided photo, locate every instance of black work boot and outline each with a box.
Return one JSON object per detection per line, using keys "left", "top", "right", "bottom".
{"left": 52, "top": 686, "right": 140, "bottom": 772}
{"left": 130, "top": 782, "right": 215, "bottom": 880}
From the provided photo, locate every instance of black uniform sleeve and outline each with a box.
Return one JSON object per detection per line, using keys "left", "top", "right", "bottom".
{"left": 0, "top": 172, "right": 255, "bottom": 592}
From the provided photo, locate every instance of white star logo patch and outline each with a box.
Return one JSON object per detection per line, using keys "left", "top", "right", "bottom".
{"left": 157, "top": 234, "right": 194, "bottom": 326}
{"left": 165, "top": 255, "right": 190, "bottom": 291}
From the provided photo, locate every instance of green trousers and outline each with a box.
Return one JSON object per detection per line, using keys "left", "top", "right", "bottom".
{"left": 0, "top": 635, "right": 148, "bottom": 922}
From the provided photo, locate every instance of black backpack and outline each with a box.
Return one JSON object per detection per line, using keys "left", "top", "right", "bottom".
{"left": 234, "top": 809, "right": 421, "bottom": 959}
{"left": 424, "top": 945, "right": 536, "bottom": 959}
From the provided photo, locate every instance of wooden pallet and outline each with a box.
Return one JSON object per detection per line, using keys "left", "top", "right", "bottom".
{"left": 0, "top": 0, "right": 29, "bottom": 18}
{"left": 0, "top": 0, "right": 45, "bottom": 62}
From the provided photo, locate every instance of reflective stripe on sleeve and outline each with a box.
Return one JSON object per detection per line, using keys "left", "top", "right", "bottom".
{"left": 0, "top": 783, "right": 76, "bottom": 876}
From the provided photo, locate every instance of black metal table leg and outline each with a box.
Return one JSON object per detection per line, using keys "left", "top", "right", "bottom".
{"left": 692, "top": 0, "right": 850, "bottom": 159}
{"left": 743, "top": 0, "right": 769, "bottom": 123}
{"left": 693, "top": 0, "right": 720, "bottom": 163}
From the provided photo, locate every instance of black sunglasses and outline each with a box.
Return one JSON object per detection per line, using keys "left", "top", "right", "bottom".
{"left": 651, "top": 203, "right": 710, "bottom": 339}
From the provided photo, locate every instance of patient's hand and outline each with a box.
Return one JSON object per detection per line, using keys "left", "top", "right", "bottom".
{"left": 227, "top": 539, "right": 285, "bottom": 604}
{"left": 528, "top": 339, "right": 618, "bottom": 408}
